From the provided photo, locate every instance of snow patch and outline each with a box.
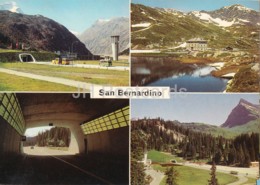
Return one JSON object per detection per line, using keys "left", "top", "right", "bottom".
{"left": 238, "top": 18, "right": 250, "bottom": 23}
{"left": 193, "top": 12, "right": 235, "bottom": 27}
{"left": 69, "top": 30, "right": 80, "bottom": 37}
{"left": 141, "top": 11, "right": 146, "bottom": 15}
{"left": 148, "top": 16, "right": 156, "bottom": 21}
{"left": 132, "top": 23, "right": 151, "bottom": 28}
{"left": 224, "top": 4, "right": 252, "bottom": 12}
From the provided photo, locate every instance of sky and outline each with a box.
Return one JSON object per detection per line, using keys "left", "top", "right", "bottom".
{"left": 131, "top": 94, "right": 259, "bottom": 126}
{"left": 25, "top": 126, "right": 53, "bottom": 137}
{"left": 132, "top": 0, "right": 259, "bottom": 12}
{"left": 0, "top": 0, "right": 129, "bottom": 34}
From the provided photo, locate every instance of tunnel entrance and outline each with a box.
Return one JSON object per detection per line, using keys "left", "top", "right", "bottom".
{"left": 18, "top": 53, "right": 36, "bottom": 62}
{"left": 23, "top": 126, "right": 78, "bottom": 156}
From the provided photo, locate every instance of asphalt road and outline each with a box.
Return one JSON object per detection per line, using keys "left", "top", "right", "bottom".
{"left": 0, "top": 147, "right": 128, "bottom": 185}
{"left": 145, "top": 167, "right": 165, "bottom": 185}
{"left": 0, "top": 68, "right": 94, "bottom": 90}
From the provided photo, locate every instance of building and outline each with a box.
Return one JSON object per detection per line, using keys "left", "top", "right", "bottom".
{"left": 186, "top": 38, "right": 207, "bottom": 51}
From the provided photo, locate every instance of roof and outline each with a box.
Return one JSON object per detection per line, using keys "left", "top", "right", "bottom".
{"left": 187, "top": 38, "right": 207, "bottom": 42}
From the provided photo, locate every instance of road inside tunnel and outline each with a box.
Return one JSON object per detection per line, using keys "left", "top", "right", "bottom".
{"left": 0, "top": 150, "right": 128, "bottom": 185}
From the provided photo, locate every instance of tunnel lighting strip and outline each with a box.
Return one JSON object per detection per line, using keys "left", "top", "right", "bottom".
{"left": 81, "top": 106, "right": 129, "bottom": 135}
{"left": 0, "top": 93, "right": 25, "bottom": 135}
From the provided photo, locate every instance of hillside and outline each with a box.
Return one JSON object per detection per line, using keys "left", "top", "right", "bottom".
{"left": 132, "top": 118, "right": 259, "bottom": 167}
{"left": 37, "top": 127, "right": 71, "bottom": 147}
{"left": 131, "top": 3, "right": 260, "bottom": 51}
{"left": 0, "top": 11, "right": 92, "bottom": 57}
{"left": 79, "top": 17, "right": 129, "bottom": 55}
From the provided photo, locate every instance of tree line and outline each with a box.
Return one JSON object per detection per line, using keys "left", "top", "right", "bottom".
{"left": 132, "top": 118, "right": 259, "bottom": 167}
{"left": 36, "top": 127, "right": 71, "bottom": 147}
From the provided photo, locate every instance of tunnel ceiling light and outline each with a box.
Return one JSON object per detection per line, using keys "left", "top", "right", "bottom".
{"left": 81, "top": 106, "right": 129, "bottom": 135}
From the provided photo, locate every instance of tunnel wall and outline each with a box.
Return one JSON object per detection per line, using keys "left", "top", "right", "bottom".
{"left": 0, "top": 93, "right": 25, "bottom": 156}
{"left": 85, "top": 127, "right": 129, "bottom": 157}
{"left": 0, "top": 117, "right": 21, "bottom": 156}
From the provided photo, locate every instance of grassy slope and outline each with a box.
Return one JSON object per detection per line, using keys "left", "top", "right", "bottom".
{"left": 148, "top": 150, "right": 185, "bottom": 163}
{"left": 0, "top": 72, "right": 76, "bottom": 91}
{"left": 180, "top": 120, "right": 260, "bottom": 139}
{"left": 0, "top": 62, "right": 129, "bottom": 86}
{"left": 226, "top": 65, "right": 260, "bottom": 92}
{"left": 153, "top": 164, "right": 238, "bottom": 185}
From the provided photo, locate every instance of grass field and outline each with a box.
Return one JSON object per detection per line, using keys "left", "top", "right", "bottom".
{"left": 0, "top": 72, "right": 76, "bottom": 91}
{"left": 153, "top": 164, "right": 238, "bottom": 185}
{"left": 148, "top": 150, "right": 185, "bottom": 163}
{"left": 0, "top": 62, "right": 129, "bottom": 86}
{"left": 242, "top": 177, "right": 257, "bottom": 185}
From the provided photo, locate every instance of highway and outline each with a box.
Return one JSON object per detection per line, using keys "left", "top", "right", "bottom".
{"left": 0, "top": 147, "right": 128, "bottom": 184}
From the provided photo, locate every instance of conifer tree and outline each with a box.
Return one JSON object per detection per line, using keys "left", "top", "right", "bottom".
{"left": 165, "top": 166, "right": 178, "bottom": 185}
{"left": 208, "top": 161, "right": 219, "bottom": 185}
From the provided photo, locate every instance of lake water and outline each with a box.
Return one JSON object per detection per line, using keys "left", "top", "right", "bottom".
{"left": 131, "top": 56, "right": 228, "bottom": 92}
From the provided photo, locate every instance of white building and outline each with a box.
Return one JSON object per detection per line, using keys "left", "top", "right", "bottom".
{"left": 186, "top": 38, "right": 207, "bottom": 51}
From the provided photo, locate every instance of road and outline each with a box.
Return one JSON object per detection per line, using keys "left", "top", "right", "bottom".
{"left": 0, "top": 68, "right": 97, "bottom": 91}
{"left": 0, "top": 147, "right": 128, "bottom": 184}
{"left": 145, "top": 167, "right": 165, "bottom": 185}
{"left": 32, "top": 62, "right": 130, "bottom": 71}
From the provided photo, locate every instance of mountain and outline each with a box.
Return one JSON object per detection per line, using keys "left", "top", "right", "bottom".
{"left": 131, "top": 3, "right": 259, "bottom": 50}
{"left": 79, "top": 17, "right": 129, "bottom": 55}
{"left": 221, "top": 99, "right": 259, "bottom": 128}
{"left": 0, "top": 11, "right": 92, "bottom": 57}
{"left": 0, "top": 2, "right": 23, "bottom": 13}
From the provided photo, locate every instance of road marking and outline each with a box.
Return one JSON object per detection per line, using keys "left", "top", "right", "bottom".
{"left": 50, "top": 155, "right": 113, "bottom": 185}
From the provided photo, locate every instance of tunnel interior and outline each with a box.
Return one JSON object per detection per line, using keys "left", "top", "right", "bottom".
{"left": 0, "top": 93, "right": 129, "bottom": 184}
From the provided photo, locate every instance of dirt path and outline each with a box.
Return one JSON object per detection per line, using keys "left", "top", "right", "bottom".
{"left": 0, "top": 68, "right": 99, "bottom": 91}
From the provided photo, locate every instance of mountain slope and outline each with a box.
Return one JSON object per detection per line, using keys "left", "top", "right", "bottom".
{"left": 221, "top": 98, "right": 259, "bottom": 128}
{"left": 79, "top": 17, "right": 129, "bottom": 55}
{"left": 131, "top": 3, "right": 259, "bottom": 50}
{"left": 0, "top": 11, "right": 92, "bottom": 57}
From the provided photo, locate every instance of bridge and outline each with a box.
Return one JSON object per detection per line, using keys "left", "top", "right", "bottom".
{"left": 0, "top": 93, "right": 129, "bottom": 184}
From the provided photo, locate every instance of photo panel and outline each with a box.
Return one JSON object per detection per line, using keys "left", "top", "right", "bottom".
{"left": 131, "top": 93, "right": 259, "bottom": 184}
{"left": 0, "top": 93, "right": 129, "bottom": 184}
{"left": 130, "top": 0, "right": 259, "bottom": 92}
{"left": 0, "top": 0, "right": 130, "bottom": 91}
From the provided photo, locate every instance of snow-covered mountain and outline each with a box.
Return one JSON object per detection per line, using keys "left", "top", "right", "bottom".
{"left": 189, "top": 4, "right": 260, "bottom": 27}
{"left": 79, "top": 17, "right": 129, "bottom": 55}
{"left": 0, "top": 2, "right": 23, "bottom": 13}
